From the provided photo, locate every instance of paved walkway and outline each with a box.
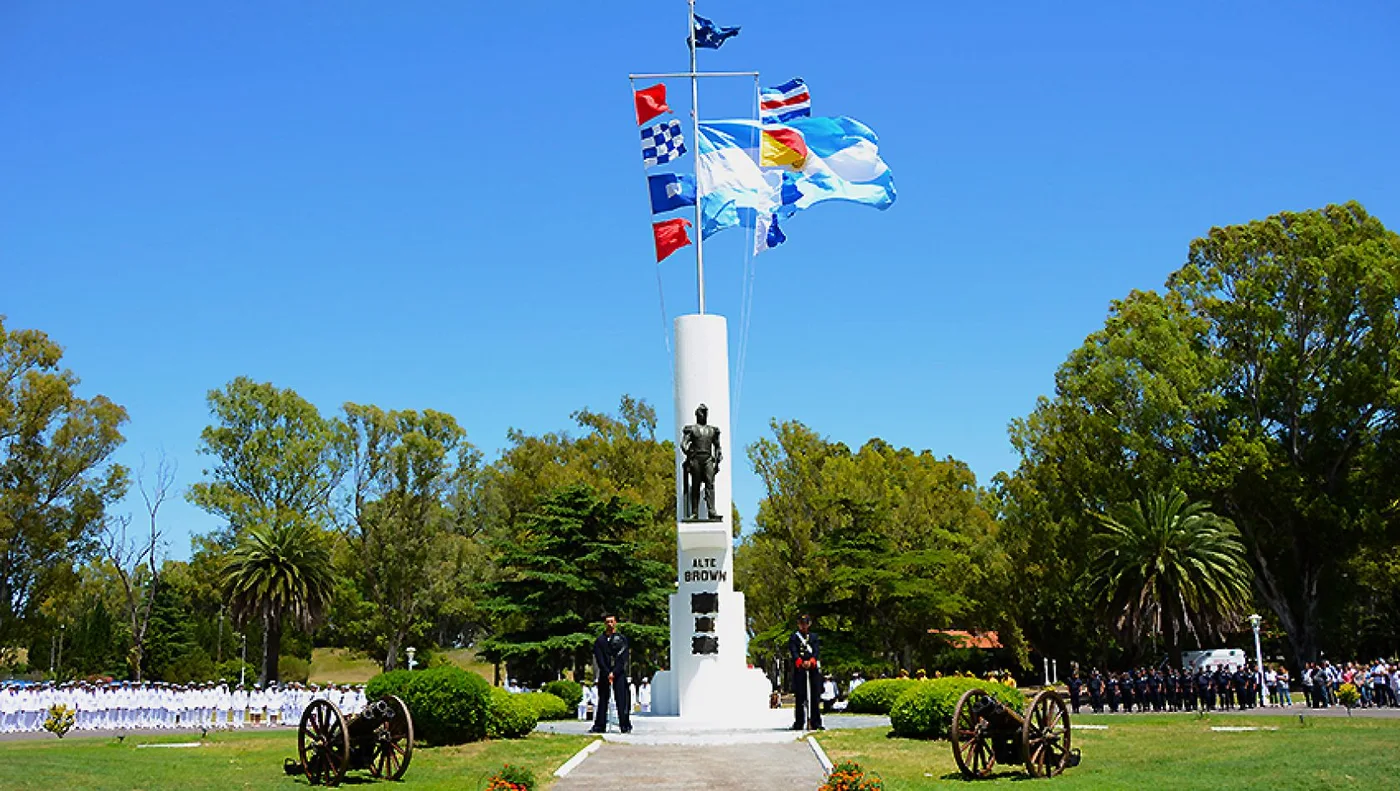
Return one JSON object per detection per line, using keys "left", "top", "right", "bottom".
{"left": 551, "top": 741, "right": 826, "bottom": 791}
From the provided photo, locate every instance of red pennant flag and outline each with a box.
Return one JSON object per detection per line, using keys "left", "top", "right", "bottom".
{"left": 635, "top": 84, "right": 670, "bottom": 126}
{"left": 653, "top": 218, "right": 693, "bottom": 262}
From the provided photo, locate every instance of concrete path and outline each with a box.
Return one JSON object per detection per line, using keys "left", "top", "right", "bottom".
{"left": 551, "top": 741, "right": 826, "bottom": 791}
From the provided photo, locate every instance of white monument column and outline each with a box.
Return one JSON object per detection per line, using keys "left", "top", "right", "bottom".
{"left": 648, "top": 313, "right": 771, "bottom": 722}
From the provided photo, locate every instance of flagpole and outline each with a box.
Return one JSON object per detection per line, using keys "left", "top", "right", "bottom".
{"left": 688, "top": 0, "right": 705, "bottom": 315}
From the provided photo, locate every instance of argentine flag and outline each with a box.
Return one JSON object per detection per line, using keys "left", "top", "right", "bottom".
{"left": 698, "top": 117, "right": 895, "bottom": 239}
{"left": 696, "top": 123, "right": 780, "bottom": 239}
{"left": 777, "top": 116, "right": 896, "bottom": 216}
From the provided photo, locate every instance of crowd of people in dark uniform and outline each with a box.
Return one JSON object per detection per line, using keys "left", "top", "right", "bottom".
{"left": 1065, "top": 665, "right": 1266, "bottom": 714}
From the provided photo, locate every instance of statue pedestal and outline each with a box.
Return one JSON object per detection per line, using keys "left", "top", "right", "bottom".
{"left": 648, "top": 314, "right": 771, "bottom": 723}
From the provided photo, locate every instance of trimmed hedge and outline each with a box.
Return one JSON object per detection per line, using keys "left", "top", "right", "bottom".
{"left": 486, "top": 687, "right": 539, "bottom": 739}
{"left": 541, "top": 679, "right": 583, "bottom": 712}
{"left": 516, "top": 691, "right": 570, "bottom": 721}
{"left": 889, "top": 678, "right": 1026, "bottom": 739}
{"left": 846, "top": 679, "right": 920, "bottom": 714}
{"left": 365, "top": 669, "right": 414, "bottom": 702}
{"left": 400, "top": 666, "right": 493, "bottom": 745}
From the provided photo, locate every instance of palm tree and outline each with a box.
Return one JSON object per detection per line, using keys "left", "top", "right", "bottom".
{"left": 224, "top": 521, "right": 335, "bottom": 685}
{"left": 1090, "top": 487, "right": 1252, "bottom": 663}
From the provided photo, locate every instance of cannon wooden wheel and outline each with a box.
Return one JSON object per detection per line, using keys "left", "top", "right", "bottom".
{"left": 951, "top": 688, "right": 997, "bottom": 778}
{"left": 1022, "top": 689, "right": 1071, "bottom": 778}
{"left": 368, "top": 695, "right": 414, "bottom": 780}
{"left": 298, "top": 699, "right": 350, "bottom": 786}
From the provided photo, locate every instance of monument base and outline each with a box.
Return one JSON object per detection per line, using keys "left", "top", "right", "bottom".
{"left": 647, "top": 665, "right": 772, "bottom": 723}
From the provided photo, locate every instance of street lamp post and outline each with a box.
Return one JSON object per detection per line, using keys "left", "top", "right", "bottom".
{"left": 406, "top": 647, "right": 417, "bottom": 671}
{"left": 238, "top": 632, "right": 247, "bottom": 688}
{"left": 1248, "top": 614, "right": 1267, "bottom": 707}
{"left": 56, "top": 624, "right": 65, "bottom": 676}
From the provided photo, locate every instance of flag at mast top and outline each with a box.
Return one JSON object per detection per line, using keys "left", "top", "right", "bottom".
{"left": 690, "top": 13, "right": 741, "bottom": 50}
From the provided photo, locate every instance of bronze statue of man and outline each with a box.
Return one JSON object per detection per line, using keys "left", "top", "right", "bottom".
{"left": 681, "top": 403, "right": 722, "bottom": 521}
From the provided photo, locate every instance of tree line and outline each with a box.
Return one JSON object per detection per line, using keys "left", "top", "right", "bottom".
{"left": 2, "top": 202, "right": 1397, "bottom": 685}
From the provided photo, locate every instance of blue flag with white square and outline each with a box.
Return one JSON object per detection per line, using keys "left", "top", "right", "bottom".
{"left": 641, "top": 120, "right": 687, "bottom": 168}
{"left": 647, "top": 173, "right": 696, "bottom": 214}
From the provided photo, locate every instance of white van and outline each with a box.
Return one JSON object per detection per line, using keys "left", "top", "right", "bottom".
{"left": 1181, "top": 649, "right": 1247, "bottom": 671}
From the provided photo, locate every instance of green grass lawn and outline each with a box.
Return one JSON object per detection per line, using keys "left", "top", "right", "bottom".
{"left": 0, "top": 729, "right": 592, "bottom": 791}
{"left": 308, "top": 648, "right": 499, "bottom": 685}
{"left": 818, "top": 713, "right": 1400, "bottom": 790}
{"left": 308, "top": 648, "right": 383, "bottom": 684}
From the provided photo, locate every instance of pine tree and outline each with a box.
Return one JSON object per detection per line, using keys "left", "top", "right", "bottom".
{"left": 479, "top": 485, "right": 671, "bottom": 683}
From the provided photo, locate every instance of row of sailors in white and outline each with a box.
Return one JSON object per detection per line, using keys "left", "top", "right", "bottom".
{"left": 0, "top": 682, "right": 367, "bottom": 733}
{"left": 573, "top": 677, "right": 652, "bottom": 720}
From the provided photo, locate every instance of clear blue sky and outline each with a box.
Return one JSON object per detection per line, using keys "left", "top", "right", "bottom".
{"left": 4, "top": 1, "right": 1398, "bottom": 559}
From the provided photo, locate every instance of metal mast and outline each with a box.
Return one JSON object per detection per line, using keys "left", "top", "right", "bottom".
{"left": 687, "top": 0, "right": 705, "bottom": 314}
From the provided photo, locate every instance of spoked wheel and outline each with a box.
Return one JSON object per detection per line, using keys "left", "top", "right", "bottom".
{"left": 369, "top": 695, "right": 414, "bottom": 780}
{"left": 298, "top": 699, "right": 350, "bottom": 786}
{"left": 951, "top": 688, "right": 997, "bottom": 779}
{"left": 1022, "top": 689, "right": 1072, "bottom": 778}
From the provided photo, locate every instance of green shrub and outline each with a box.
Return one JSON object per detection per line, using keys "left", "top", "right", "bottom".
{"left": 514, "top": 691, "right": 569, "bottom": 721}
{"left": 890, "top": 678, "right": 1026, "bottom": 739}
{"left": 486, "top": 686, "right": 539, "bottom": 739}
{"left": 541, "top": 679, "right": 583, "bottom": 712}
{"left": 402, "top": 666, "right": 492, "bottom": 745}
{"left": 279, "top": 655, "right": 311, "bottom": 684}
{"left": 365, "top": 669, "right": 414, "bottom": 701}
{"left": 215, "top": 659, "right": 255, "bottom": 686}
{"left": 847, "top": 679, "right": 920, "bottom": 714}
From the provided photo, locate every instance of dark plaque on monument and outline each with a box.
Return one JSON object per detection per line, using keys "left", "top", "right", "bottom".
{"left": 694, "top": 616, "right": 715, "bottom": 633}
{"left": 692, "top": 635, "right": 719, "bottom": 655}
{"left": 680, "top": 404, "right": 723, "bottom": 522}
{"left": 690, "top": 592, "right": 719, "bottom": 614}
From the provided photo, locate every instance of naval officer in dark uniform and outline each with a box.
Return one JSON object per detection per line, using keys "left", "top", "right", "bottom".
{"left": 590, "top": 614, "right": 632, "bottom": 734}
{"left": 789, "top": 614, "right": 823, "bottom": 730}
{"left": 1087, "top": 670, "right": 1104, "bottom": 713}
{"left": 1067, "top": 671, "right": 1083, "bottom": 714}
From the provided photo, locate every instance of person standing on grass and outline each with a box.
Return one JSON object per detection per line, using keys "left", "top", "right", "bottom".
{"left": 590, "top": 614, "right": 632, "bottom": 734}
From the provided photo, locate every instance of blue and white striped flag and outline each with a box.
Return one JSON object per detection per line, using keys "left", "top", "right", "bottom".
{"left": 760, "top": 78, "right": 811, "bottom": 124}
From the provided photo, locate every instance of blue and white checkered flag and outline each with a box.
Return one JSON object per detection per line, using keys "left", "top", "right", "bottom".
{"left": 641, "top": 120, "right": 687, "bottom": 168}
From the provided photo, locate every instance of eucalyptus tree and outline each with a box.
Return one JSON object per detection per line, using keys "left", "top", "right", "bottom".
{"left": 1004, "top": 202, "right": 1400, "bottom": 662}
{"left": 341, "top": 403, "right": 477, "bottom": 669}
{"left": 188, "top": 377, "right": 347, "bottom": 546}
{"left": 742, "top": 421, "right": 1015, "bottom": 674}
{"left": 0, "top": 317, "right": 128, "bottom": 650}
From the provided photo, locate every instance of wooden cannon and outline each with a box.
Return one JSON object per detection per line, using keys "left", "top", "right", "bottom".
{"left": 950, "top": 688, "right": 1076, "bottom": 779}
{"left": 291, "top": 695, "right": 414, "bottom": 786}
